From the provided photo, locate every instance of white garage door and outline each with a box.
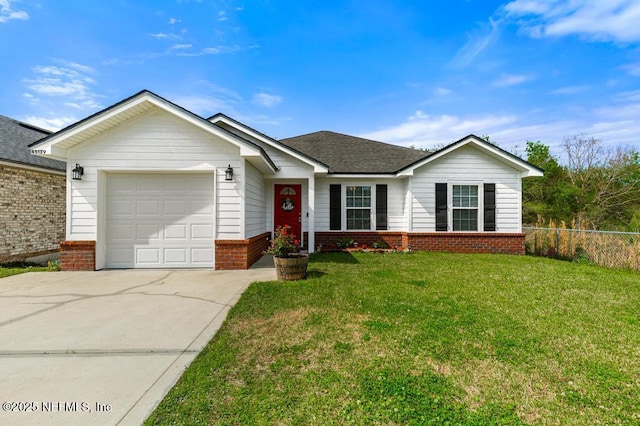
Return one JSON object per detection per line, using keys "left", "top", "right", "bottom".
{"left": 106, "top": 173, "right": 215, "bottom": 268}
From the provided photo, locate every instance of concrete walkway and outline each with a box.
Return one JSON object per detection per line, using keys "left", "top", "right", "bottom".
{"left": 0, "top": 256, "right": 275, "bottom": 425}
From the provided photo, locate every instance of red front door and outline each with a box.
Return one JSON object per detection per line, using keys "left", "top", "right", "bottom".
{"left": 274, "top": 184, "right": 302, "bottom": 245}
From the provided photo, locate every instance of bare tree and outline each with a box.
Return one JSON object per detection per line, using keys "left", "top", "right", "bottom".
{"left": 562, "top": 135, "right": 640, "bottom": 227}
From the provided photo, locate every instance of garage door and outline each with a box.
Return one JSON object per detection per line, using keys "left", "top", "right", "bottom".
{"left": 106, "top": 173, "right": 215, "bottom": 268}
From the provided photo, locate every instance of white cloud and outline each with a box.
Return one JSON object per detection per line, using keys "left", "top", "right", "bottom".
{"left": 168, "top": 17, "right": 180, "bottom": 25}
{"left": 0, "top": 0, "right": 29, "bottom": 23}
{"left": 252, "top": 92, "right": 283, "bottom": 107}
{"left": 492, "top": 73, "right": 533, "bottom": 87}
{"left": 20, "top": 115, "right": 78, "bottom": 132}
{"left": 176, "top": 45, "right": 242, "bottom": 56}
{"left": 22, "top": 60, "right": 103, "bottom": 124}
{"left": 450, "top": 18, "right": 500, "bottom": 68}
{"left": 548, "top": 85, "right": 589, "bottom": 95}
{"left": 359, "top": 99, "right": 640, "bottom": 156}
{"left": 504, "top": 0, "right": 640, "bottom": 43}
{"left": 218, "top": 11, "right": 227, "bottom": 22}
{"left": 25, "top": 64, "right": 98, "bottom": 102}
{"left": 172, "top": 95, "right": 233, "bottom": 115}
{"left": 622, "top": 62, "right": 640, "bottom": 76}
{"left": 434, "top": 87, "right": 453, "bottom": 96}
{"left": 169, "top": 43, "right": 192, "bottom": 50}
{"left": 360, "top": 111, "right": 518, "bottom": 148}
{"left": 149, "top": 32, "right": 180, "bottom": 40}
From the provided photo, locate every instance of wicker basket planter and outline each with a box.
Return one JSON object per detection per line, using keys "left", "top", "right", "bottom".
{"left": 273, "top": 254, "right": 309, "bottom": 281}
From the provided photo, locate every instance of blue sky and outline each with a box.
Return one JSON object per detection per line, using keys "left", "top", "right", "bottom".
{"left": 1, "top": 0, "right": 640, "bottom": 155}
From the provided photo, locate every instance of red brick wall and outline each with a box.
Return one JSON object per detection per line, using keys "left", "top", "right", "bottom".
{"left": 315, "top": 232, "right": 404, "bottom": 249}
{"left": 215, "top": 232, "right": 271, "bottom": 270}
{"left": 314, "top": 232, "right": 525, "bottom": 255}
{"left": 59, "top": 241, "right": 95, "bottom": 271}
{"left": 404, "top": 233, "right": 525, "bottom": 255}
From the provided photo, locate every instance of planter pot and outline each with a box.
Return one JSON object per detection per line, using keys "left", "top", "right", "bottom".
{"left": 273, "top": 254, "right": 309, "bottom": 281}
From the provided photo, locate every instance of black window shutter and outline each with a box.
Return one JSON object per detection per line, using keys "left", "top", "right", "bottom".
{"left": 484, "top": 183, "right": 496, "bottom": 231}
{"left": 376, "top": 184, "right": 388, "bottom": 230}
{"left": 435, "top": 183, "right": 448, "bottom": 231}
{"left": 329, "top": 184, "right": 341, "bottom": 230}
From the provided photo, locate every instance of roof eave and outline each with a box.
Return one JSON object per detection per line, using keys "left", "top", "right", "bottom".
{"left": 211, "top": 114, "right": 329, "bottom": 173}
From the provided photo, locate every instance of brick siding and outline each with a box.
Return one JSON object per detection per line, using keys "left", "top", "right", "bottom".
{"left": 215, "top": 232, "right": 271, "bottom": 270}
{"left": 59, "top": 241, "right": 95, "bottom": 271}
{"left": 404, "top": 232, "right": 525, "bottom": 254}
{"left": 315, "top": 231, "right": 404, "bottom": 249}
{"left": 314, "top": 231, "right": 525, "bottom": 255}
{"left": 0, "top": 165, "right": 66, "bottom": 263}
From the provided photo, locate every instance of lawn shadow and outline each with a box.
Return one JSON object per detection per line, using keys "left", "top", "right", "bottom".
{"left": 310, "top": 252, "right": 360, "bottom": 264}
{"left": 306, "top": 270, "right": 326, "bottom": 279}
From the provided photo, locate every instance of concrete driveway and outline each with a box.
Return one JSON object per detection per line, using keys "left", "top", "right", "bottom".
{"left": 0, "top": 258, "right": 275, "bottom": 426}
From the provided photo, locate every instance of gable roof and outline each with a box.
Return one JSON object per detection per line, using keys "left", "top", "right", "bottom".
{"left": 398, "top": 134, "right": 544, "bottom": 177}
{"left": 0, "top": 115, "right": 65, "bottom": 172}
{"left": 280, "top": 131, "right": 431, "bottom": 174}
{"left": 29, "top": 90, "right": 278, "bottom": 174}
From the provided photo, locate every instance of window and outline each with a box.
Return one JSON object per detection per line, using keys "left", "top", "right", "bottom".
{"left": 452, "top": 185, "right": 478, "bottom": 231}
{"left": 330, "top": 184, "right": 388, "bottom": 231}
{"left": 346, "top": 185, "right": 371, "bottom": 230}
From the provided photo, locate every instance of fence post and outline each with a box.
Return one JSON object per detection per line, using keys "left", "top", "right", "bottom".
{"left": 555, "top": 229, "right": 560, "bottom": 257}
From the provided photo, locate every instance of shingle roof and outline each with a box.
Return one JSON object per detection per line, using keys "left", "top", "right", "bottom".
{"left": 280, "top": 131, "right": 431, "bottom": 174}
{"left": 0, "top": 115, "right": 65, "bottom": 171}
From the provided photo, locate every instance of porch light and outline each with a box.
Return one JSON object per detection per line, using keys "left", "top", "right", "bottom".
{"left": 225, "top": 164, "right": 234, "bottom": 181}
{"left": 72, "top": 163, "right": 84, "bottom": 180}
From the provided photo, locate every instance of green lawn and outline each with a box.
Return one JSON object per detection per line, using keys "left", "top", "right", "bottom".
{"left": 0, "top": 265, "right": 47, "bottom": 278}
{"left": 146, "top": 252, "right": 640, "bottom": 425}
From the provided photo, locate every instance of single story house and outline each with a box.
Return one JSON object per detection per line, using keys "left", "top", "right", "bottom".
{"left": 29, "top": 90, "right": 542, "bottom": 271}
{"left": 0, "top": 115, "right": 66, "bottom": 263}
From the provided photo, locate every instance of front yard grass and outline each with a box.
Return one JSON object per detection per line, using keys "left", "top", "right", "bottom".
{"left": 147, "top": 252, "right": 640, "bottom": 425}
{"left": 0, "top": 263, "right": 47, "bottom": 278}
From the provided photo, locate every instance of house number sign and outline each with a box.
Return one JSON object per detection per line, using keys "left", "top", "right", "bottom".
{"left": 281, "top": 198, "right": 295, "bottom": 211}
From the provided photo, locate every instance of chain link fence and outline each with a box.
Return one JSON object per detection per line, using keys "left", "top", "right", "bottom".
{"left": 523, "top": 227, "right": 640, "bottom": 272}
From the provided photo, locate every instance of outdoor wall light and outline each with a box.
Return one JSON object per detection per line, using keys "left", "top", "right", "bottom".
{"left": 225, "top": 164, "right": 234, "bottom": 181}
{"left": 72, "top": 163, "right": 84, "bottom": 180}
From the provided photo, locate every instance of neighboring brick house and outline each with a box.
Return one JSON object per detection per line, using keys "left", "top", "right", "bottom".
{"left": 31, "top": 90, "right": 543, "bottom": 271}
{"left": 0, "top": 115, "right": 66, "bottom": 263}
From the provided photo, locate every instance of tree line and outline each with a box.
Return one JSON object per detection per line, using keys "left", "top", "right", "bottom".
{"left": 523, "top": 136, "right": 640, "bottom": 232}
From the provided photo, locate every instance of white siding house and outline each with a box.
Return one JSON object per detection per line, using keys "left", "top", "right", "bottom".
{"left": 30, "top": 90, "right": 542, "bottom": 271}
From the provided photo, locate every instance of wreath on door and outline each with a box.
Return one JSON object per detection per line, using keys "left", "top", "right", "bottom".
{"left": 281, "top": 197, "right": 295, "bottom": 211}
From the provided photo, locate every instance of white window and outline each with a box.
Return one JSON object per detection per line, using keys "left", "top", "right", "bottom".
{"left": 452, "top": 185, "right": 478, "bottom": 231}
{"left": 346, "top": 185, "right": 371, "bottom": 230}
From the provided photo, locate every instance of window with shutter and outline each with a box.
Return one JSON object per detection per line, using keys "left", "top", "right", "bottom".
{"left": 346, "top": 186, "right": 371, "bottom": 230}
{"left": 452, "top": 185, "right": 479, "bottom": 231}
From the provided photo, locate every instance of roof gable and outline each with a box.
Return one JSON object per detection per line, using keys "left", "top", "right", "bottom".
{"left": 398, "top": 134, "right": 543, "bottom": 177}
{"left": 0, "top": 115, "right": 65, "bottom": 171}
{"left": 29, "top": 91, "right": 278, "bottom": 173}
{"left": 280, "top": 131, "right": 431, "bottom": 174}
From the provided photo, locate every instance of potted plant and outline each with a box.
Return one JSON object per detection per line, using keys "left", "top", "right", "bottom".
{"left": 267, "top": 224, "right": 309, "bottom": 280}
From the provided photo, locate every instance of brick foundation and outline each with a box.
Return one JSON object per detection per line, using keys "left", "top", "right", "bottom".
{"left": 215, "top": 232, "right": 271, "bottom": 270}
{"left": 315, "top": 232, "right": 525, "bottom": 255}
{"left": 59, "top": 241, "right": 96, "bottom": 271}
{"left": 403, "top": 232, "right": 525, "bottom": 254}
{"left": 315, "top": 232, "right": 404, "bottom": 249}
